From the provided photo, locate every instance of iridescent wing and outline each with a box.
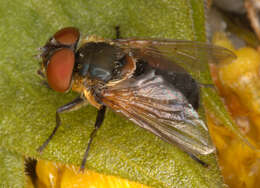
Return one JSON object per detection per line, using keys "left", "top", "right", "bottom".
{"left": 102, "top": 69, "right": 215, "bottom": 156}
{"left": 113, "top": 39, "right": 236, "bottom": 83}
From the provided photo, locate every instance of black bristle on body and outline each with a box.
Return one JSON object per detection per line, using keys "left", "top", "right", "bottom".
{"left": 24, "top": 158, "right": 37, "bottom": 187}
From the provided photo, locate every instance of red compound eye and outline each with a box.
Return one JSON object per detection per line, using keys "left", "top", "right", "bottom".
{"left": 47, "top": 48, "right": 75, "bottom": 92}
{"left": 54, "top": 27, "right": 80, "bottom": 45}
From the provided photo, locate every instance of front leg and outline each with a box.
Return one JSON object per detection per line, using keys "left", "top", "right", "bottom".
{"left": 37, "top": 69, "right": 51, "bottom": 89}
{"left": 37, "top": 97, "right": 87, "bottom": 153}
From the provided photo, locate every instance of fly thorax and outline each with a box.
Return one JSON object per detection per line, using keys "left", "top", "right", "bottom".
{"left": 75, "top": 42, "right": 125, "bottom": 82}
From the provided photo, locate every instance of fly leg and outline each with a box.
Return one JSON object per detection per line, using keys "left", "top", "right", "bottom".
{"left": 37, "top": 97, "right": 86, "bottom": 153}
{"left": 37, "top": 69, "right": 51, "bottom": 89}
{"left": 37, "top": 69, "right": 45, "bottom": 78}
{"left": 188, "top": 152, "right": 208, "bottom": 167}
{"left": 80, "top": 106, "right": 106, "bottom": 171}
{"left": 115, "top": 26, "right": 121, "bottom": 39}
{"left": 198, "top": 83, "right": 215, "bottom": 88}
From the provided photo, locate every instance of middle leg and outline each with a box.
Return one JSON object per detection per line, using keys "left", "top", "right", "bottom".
{"left": 80, "top": 105, "right": 106, "bottom": 171}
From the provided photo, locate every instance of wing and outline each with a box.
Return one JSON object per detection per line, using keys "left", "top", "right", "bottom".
{"left": 101, "top": 69, "right": 215, "bottom": 155}
{"left": 112, "top": 39, "right": 236, "bottom": 83}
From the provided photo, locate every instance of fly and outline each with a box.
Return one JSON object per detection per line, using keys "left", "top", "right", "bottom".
{"left": 37, "top": 27, "right": 235, "bottom": 171}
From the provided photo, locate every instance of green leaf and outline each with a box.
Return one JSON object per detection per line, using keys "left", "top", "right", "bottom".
{"left": 0, "top": 0, "right": 226, "bottom": 187}
{"left": 0, "top": 148, "right": 25, "bottom": 188}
